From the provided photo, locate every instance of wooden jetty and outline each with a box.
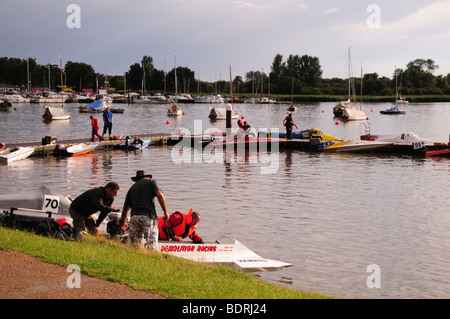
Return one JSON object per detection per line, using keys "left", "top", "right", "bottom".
{"left": 4, "top": 133, "right": 172, "bottom": 157}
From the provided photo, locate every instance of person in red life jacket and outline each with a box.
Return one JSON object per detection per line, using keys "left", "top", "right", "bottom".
{"left": 158, "top": 209, "right": 203, "bottom": 244}
{"left": 90, "top": 115, "right": 102, "bottom": 142}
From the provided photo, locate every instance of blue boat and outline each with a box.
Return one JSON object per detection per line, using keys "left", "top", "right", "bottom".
{"left": 380, "top": 106, "right": 406, "bottom": 114}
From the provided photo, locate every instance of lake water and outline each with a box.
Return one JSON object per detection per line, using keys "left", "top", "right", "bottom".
{"left": 1, "top": 100, "right": 449, "bottom": 298}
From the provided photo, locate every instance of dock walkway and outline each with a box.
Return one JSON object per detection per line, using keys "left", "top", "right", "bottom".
{"left": 5, "top": 133, "right": 171, "bottom": 157}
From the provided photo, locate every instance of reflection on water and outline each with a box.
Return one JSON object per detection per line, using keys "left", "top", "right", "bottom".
{"left": 1, "top": 102, "right": 450, "bottom": 298}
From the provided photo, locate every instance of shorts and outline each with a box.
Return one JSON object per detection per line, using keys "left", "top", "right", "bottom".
{"left": 129, "top": 215, "right": 158, "bottom": 250}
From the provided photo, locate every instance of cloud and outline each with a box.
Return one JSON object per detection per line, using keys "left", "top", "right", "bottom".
{"left": 234, "top": 1, "right": 264, "bottom": 9}
{"left": 325, "top": 8, "right": 340, "bottom": 14}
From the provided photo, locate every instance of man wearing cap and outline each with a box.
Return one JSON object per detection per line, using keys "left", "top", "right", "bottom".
{"left": 120, "top": 170, "right": 169, "bottom": 249}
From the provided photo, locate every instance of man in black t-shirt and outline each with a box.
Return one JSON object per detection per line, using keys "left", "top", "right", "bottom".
{"left": 120, "top": 170, "right": 169, "bottom": 249}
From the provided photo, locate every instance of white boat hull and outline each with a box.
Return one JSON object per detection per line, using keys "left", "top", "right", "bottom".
{"left": 157, "top": 238, "right": 292, "bottom": 272}
{"left": 0, "top": 146, "right": 34, "bottom": 164}
{"left": 324, "top": 139, "right": 393, "bottom": 152}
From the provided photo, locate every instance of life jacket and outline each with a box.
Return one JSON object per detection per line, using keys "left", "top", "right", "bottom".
{"left": 158, "top": 209, "right": 196, "bottom": 240}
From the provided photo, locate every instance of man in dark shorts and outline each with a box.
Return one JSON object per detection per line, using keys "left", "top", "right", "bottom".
{"left": 120, "top": 170, "right": 169, "bottom": 249}
{"left": 69, "top": 182, "right": 120, "bottom": 235}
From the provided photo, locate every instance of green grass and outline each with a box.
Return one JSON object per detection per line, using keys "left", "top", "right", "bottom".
{"left": 0, "top": 226, "right": 332, "bottom": 299}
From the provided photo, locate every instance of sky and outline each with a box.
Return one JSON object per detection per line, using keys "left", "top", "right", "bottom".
{"left": 1, "top": 0, "right": 450, "bottom": 82}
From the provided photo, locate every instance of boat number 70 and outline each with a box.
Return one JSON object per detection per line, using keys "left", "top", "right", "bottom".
{"left": 42, "top": 195, "right": 60, "bottom": 214}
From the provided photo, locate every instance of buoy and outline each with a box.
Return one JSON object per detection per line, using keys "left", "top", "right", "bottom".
{"left": 166, "top": 120, "right": 170, "bottom": 125}
{"left": 335, "top": 121, "right": 339, "bottom": 125}
{"left": 259, "top": 106, "right": 262, "bottom": 109}
{"left": 241, "top": 116, "right": 244, "bottom": 119}
{"left": 182, "top": 112, "right": 186, "bottom": 115}
{"left": 322, "top": 110, "right": 324, "bottom": 113}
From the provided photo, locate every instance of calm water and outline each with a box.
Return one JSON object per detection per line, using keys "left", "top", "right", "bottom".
{"left": 1, "top": 100, "right": 449, "bottom": 298}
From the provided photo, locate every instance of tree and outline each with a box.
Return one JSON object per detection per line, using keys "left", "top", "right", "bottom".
{"left": 64, "top": 61, "right": 96, "bottom": 91}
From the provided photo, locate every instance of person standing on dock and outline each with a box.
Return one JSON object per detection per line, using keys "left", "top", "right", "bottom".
{"left": 283, "top": 113, "right": 298, "bottom": 139}
{"left": 90, "top": 115, "right": 102, "bottom": 142}
{"left": 102, "top": 106, "right": 113, "bottom": 140}
{"left": 119, "top": 170, "right": 169, "bottom": 250}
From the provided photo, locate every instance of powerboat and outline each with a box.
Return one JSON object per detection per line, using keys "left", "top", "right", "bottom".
{"left": 0, "top": 185, "right": 72, "bottom": 215}
{"left": 78, "top": 100, "right": 108, "bottom": 113}
{"left": 270, "top": 128, "right": 342, "bottom": 142}
{"left": 134, "top": 94, "right": 170, "bottom": 104}
{"left": 157, "top": 237, "right": 292, "bottom": 272}
{"left": 53, "top": 143, "right": 99, "bottom": 156}
{"left": 194, "top": 94, "right": 224, "bottom": 104}
{"left": 380, "top": 105, "right": 406, "bottom": 115}
{"left": 0, "top": 146, "right": 34, "bottom": 164}
{"left": 323, "top": 139, "right": 393, "bottom": 152}
{"left": 2, "top": 94, "right": 30, "bottom": 103}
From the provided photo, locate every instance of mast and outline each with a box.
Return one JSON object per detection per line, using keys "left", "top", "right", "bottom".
{"left": 229, "top": 65, "right": 233, "bottom": 107}
{"left": 174, "top": 54, "right": 178, "bottom": 95}
{"left": 59, "top": 55, "right": 64, "bottom": 107}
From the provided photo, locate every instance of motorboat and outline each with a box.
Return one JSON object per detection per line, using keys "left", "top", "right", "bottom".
{"left": 0, "top": 146, "right": 35, "bottom": 164}
{"left": 194, "top": 94, "right": 224, "bottom": 104}
{"left": 1, "top": 94, "right": 30, "bottom": 103}
{"left": 0, "top": 185, "right": 72, "bottom": 216}
{"left": 167, "top": 102, "right": 183, "bottom": 116}
{"left": 0, "top": 100, "right": 13, "bottom": 111}
{"left": 380, "top": 105, "right": 406, "bottom": 115}
{"left": 270, "top": 128, "right": 342, "bottom": 142}
{"left": 118, "top": 138, "right": 151, "bottom": 150}
{"left": 258, "top": 97, "right": 276, "bottom": 104}
{"left": 208, "top": 105, "right": 240, "bottom": 120}
{"left": 208, "top": 130, "right": 285, "bottom": 150}
{"left": 134, "top": 94, "right": 170, "bottom": 104}
{"left": 53, "top": 143, "right": 98, "bottom": 156}
{"left": 170, "top": 94, "right": 194, "bottom": 103}
{"left": 78, "top": 100, "right": 108, "bottom": 113}
{"left": 157, "top": 237, "right": 292, "bottom": 272}
{"left": 359, "top": 132, "right": 449, "bottom": 154}
{"left": 42, "top": 106, "right": 71, "bottom": 120}
{"left": 323, "top": 139, "right": 393, "bottom": 152}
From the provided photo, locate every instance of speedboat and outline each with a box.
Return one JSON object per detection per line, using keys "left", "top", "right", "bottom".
{"left": 270, "top": 128, "right": 341, "bottom": 142}
{"left": 323, "top": 139, "right": 393, "bottom": 152}
{"left": 157, "top": 237, "right": 292, "bottom": 272}
{"left": 53, "top": 143, "right": 98, "bottom": 156}
{"left": 0, "top": 185, "right": 72, "bottom": 215}
{"left": 118, "top": 139, "right": 151, "bottom": 150}
{"left": 380, "top": 105, "right": 405, "bottom": 115}
{"left": 0, "top": 146, "right": 34, "bottom": 164}
{"left": 42, "top": 106, "right": 71, "bottom": 120}
{"left": 208, "top": 130, "right": 285, "bottom": 150}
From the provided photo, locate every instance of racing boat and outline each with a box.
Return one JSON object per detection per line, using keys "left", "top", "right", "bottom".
{"left": 118, "top": 139, "right": 151, "bottom": 150}
{"left": 0, "top": 185, "right": 72, "bottom": 215}
{"left": 157, "top": 237, "right": 292, "bottom": 272}
{"left": 323, "top": 139, "right": 393, "bottom": 152}
{"left": 269, "top": 128, "right": 342, "bottom": 142}
{"left": 53, "top": 143, "right": 99, "bottom": 156}
{"left": 0, "top": 146, "right": 35, "bottom": 164}
{"left": 208, "top": 131, "right": 285, "bottom": 150}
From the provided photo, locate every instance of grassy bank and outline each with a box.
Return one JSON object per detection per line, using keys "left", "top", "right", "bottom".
{"left": 0, "top": 226, "right": 331, "bottom": 299}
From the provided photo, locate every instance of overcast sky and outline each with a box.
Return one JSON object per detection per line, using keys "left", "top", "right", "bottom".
{"left": 1, "top": 0, "right": 449, "bottom": 82}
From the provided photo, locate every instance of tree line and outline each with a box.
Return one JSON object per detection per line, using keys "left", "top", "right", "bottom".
{"left": 1, "top": 55, "right": 449, "bottom": 96}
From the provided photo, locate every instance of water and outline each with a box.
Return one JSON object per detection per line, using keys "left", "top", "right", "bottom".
{"left": 1, "top": 100, "right": 449, "bottom": 298}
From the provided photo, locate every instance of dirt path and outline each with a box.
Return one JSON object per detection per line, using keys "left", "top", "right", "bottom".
{"left": 0, "top": 249, "right": 166, "bottom": 299}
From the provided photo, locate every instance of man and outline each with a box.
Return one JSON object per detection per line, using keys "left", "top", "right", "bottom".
{"left": 283, "top": 113, "right": 298, "bottom": 139}
{"left": 120, "top": 170, "right": 169, "bottom": 249}
{"left": 102, "top": 106, "right": 113, "bottom": 139}
{"left": 90, "top": 115, "right": 102, "bottom": 142}
{"left": 69, "top": 182, "right": 120, "bottom": 235}
{"left": 158, "top": 209, "right": 203, "bottom": 244}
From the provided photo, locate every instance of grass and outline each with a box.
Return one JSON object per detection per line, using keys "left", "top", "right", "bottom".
{"left": 0, "top": 226, "right": 332, "bottom": 299}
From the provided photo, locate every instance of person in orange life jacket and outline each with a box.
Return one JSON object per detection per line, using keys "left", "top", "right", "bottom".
{"left": 158, "top": 209, "right": 203, "bottom": 243}
{"left": 90, "top": 115, "right": 102, "bottom": 142}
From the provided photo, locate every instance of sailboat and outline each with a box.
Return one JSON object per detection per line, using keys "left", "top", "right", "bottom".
{"left": 42, "top": 56, "right": 70, "bottom": 121}
{"left": 287, "top": 75, "right": 296, "bottom": 112}
{"left": 334, "top": 48, "right": 367, "bottom": 121}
